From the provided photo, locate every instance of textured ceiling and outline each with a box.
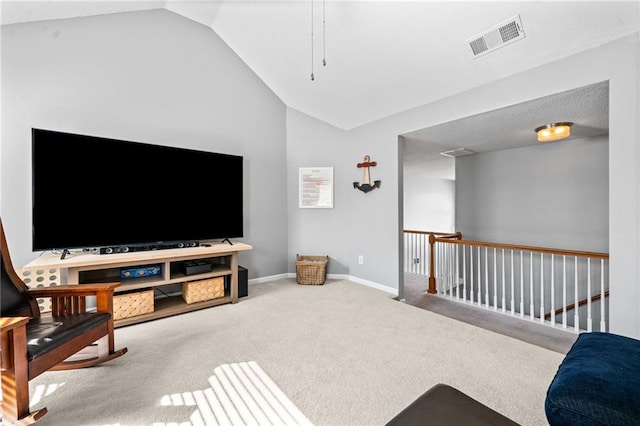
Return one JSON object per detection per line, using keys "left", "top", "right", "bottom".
{"left": 402, "top": 81, "right": 610, "bottom": 179}
{"left": 1, "top": 1, "right": 635, "bottom": 179}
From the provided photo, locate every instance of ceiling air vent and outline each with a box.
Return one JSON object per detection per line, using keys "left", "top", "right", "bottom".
{"left": 467, "top": 14, "right": 526, "bottom": 59}
{"left": 440, "top": 148, "right": 476, "bottom": 158}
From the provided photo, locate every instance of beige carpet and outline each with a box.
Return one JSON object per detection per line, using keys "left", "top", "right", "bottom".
{"left": 28, "top": 278, "right": 565, "bottom": 425}
{"left": 403, "top": 272, "right": 578, "bottom": 354}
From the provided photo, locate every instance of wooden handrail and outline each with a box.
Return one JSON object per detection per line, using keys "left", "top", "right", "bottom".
{"left": 545, "top": 291, "right": 610, "bottom": 319}
{"left": 433, "top": 238, "right": 609, "bottom": 260}
{"left": 404, "top": 230, "right": 457, "bottom": 236}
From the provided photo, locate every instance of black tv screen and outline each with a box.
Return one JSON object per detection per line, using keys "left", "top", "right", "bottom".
{"left": 32, "top": 128, "right": 243, "bottom": 252}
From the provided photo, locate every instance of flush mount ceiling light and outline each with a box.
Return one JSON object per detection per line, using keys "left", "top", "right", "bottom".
{"left": 535, "top": 122, "right": 573, "bottom": 142}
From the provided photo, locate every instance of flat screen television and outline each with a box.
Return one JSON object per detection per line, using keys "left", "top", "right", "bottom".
{"left": 32, "top": 128, "right": 243, "bottom": 253}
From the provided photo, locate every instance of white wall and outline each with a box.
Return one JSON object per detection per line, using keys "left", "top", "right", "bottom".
{"left": 287, "top": 33, "right": 640, "bottom": 337}
{"left": 404, "top": 175, "right": 455, "bottom": 233}
{"left": 456, "top": 135, "right": 609, "bottom": 252}
{"left": 286, "top": 108, "right": 399, "bottom": 292}
{"left": 0, "top": 9, "right": 288, "bottom": 277}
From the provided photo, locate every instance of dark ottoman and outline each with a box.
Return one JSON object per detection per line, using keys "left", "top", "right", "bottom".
{"left": 386, "top": 383, "right": 519, "bottom": 425}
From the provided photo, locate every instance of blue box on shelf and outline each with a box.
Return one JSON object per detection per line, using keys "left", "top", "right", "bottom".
{"left": 120, "top": 265, "right": 162, "bottom": 280}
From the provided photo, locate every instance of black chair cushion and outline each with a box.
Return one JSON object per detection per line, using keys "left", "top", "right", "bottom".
{"left": 26, "top": 313, "right": 111, "bottom": 361}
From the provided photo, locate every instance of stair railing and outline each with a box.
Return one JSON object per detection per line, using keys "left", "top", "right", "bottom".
{"left": 428, "top": 236, "right": 609, "bottom": 333}
{"left": 403, "top": 230, "right": 459, "bottom": 276}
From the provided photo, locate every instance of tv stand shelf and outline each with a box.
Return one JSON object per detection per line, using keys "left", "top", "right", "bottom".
{"left": 23, "top": 242, "right": 252, "bottom": 327}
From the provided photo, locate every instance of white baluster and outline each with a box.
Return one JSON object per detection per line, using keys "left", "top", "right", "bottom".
{"left": 439, "top": 242, "right": 443, "bottom": 294}
{"left": 415, "top": 233, "right": 420, "bottom": 275}
{"left": 520, "top": 250, "right": 524, "bottom": 318}
{"left": 411, "top": 233, "right": 415, "bottom": 273}
{"left": 493, "top": 248, "right": 498, "bottom": 310}
{"left": 562, "top": 256, "right": 567, "bottom": 329}
{"left": 455, "top": 244, "right": 460, "bottom": 300}
{"left": 501, "top": 248, "right": 506, "bottom": 313}
{"left": 574, "top": 256, "right": 579, "bottom": 332}
{"left": 442, "top": 243, "right": 453, "bottom": 297}
{"left": 404, "top": 233, "right": 408, "bottom": 272}
{"left": 540, "top": 253, "right": 544, "bottom": 324}
{"left": 600, "top": 259, "right": 606, "bottom": 332}
{"left": 424, "top": 234, "right": 428, "bottom": 276}
{"left": 410, "top": 233, "right": 414, "bottom": 273}
{"left": 587, "top": 258, "right": 592, "bottom": 332}
{"left": 530, "top": 252, "right": 534, "bottom": 320}
{"left": 550, "top": 254, "right": 555, "bottom": 326}
{"left": 510, "top": 250, "right": 514, "bottom": 315}
{"left": 435, "top": 242, "right": 442, "bottom": 294}
{"left": 416, "top": 233, "right": 420, "bottom": 274}
{"left": 462, "top": 245, "right": 467, "bottom": 302}
{"left": 477, "top": 246, "right": 482, "bottom": 305}
{"left": 437, "top": 242, "right": 442, "bottom": 294}
{"left": 449, "top": 244, "right": 454, "bottom": 298}
{"left": 440, "top": 242, "right": 445, "bottom": 294}
{"left": 485, "top": 247, "right": 489, "bottom": 308}
{"left": 470, "top": 245, "right": 474, "bottom": 304}
{"left": 446, "top": 243, "right": 451, "bottom": 297}
{"left": 410, "top": 233, "right": 414, "bottom": 274}
{"left": 421, "top": 234, "right": 425, "bottom": 275}
{"left": 435, "top": 242, "right": 439, "bottom": 292}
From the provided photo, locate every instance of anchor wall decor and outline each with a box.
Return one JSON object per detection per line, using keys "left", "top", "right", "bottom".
{"left": 353, "top": 155, "right": 381, "bottom": 193}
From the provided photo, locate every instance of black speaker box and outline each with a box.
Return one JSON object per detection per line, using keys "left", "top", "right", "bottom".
{"left": 224, "top": 266, "right": 248, "bottom": 297}
{"left": 238, "top": 265, "right": 248, "bottom": 298}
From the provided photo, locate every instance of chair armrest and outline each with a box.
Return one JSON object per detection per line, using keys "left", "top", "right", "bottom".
{"left": 0, "top": 317, "right": 30, "bottom": 333}
{"left": 26, "top": 282, "right": 120, "bottom": 298}
{"left": 25, "top": 283, "right": 121, "bottom": 316}
{"left": 1, "top": 317, "right": 29, "bottom": 371}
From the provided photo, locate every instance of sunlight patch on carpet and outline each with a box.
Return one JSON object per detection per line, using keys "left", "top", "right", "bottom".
{"left": 156, "top": 361, "right": 313, "bottom": 426}
{"left": 30, "top": 382, "right": 65, "bottom": 407}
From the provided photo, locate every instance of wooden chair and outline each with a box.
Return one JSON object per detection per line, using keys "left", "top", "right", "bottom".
{"left": 0, "top": 219, "right": 127, "bottom": 425}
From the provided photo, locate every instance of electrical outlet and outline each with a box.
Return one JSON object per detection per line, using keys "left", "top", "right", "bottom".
{"left": 413, "top": 258, "right": 420, "bottom": 264}
{"left": 358, "top": 255, "right": 364, "bottom": 265}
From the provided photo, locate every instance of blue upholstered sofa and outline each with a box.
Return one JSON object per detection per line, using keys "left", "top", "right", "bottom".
{"left": 545, "top": 332, "right": 640, "bottom": 425}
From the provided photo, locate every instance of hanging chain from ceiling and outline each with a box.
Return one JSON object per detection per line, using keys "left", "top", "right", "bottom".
{"left": 310, "top": 0, "right": 327, "bottom": 81}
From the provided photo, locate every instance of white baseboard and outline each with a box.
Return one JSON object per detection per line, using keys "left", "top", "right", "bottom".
{"left": 343, "top": 275, "right": 397, "bottom": 295}
{"left": 280, "top": 272, "right": 397, "bottom": 296}
{"left": 248, "top": 273, "right": 289, "bottom": 285}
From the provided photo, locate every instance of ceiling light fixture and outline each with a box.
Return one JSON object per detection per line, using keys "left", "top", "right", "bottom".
{"left": 535, "top": 122, "right": 573, "bottom": 142}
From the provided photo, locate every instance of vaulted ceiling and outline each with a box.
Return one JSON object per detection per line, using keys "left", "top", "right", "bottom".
{"left": 2, "top": 1, "right": 639, "bottom": 178}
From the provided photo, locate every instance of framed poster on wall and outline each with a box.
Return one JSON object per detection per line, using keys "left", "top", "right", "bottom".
{"left": 299, "top": 167, "right": 334, "bottom": 208}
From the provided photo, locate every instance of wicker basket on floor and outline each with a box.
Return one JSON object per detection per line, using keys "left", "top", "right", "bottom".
{"left": 296, "top": 255, "right": 328, "bottom": 285}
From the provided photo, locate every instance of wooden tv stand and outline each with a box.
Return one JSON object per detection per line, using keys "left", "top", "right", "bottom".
{"left": 23, "top": 242, "right": 252, "bottom": 327}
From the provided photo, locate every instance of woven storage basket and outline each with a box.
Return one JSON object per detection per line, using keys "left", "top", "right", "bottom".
{"left": 296, "top": 255, "right": 329, "bottom": 285}
{"left": 182, "top": 277, "right": 224, "bottom": 304}
{"left": 113, "top": 289, "right": 154, "bottom": 320}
